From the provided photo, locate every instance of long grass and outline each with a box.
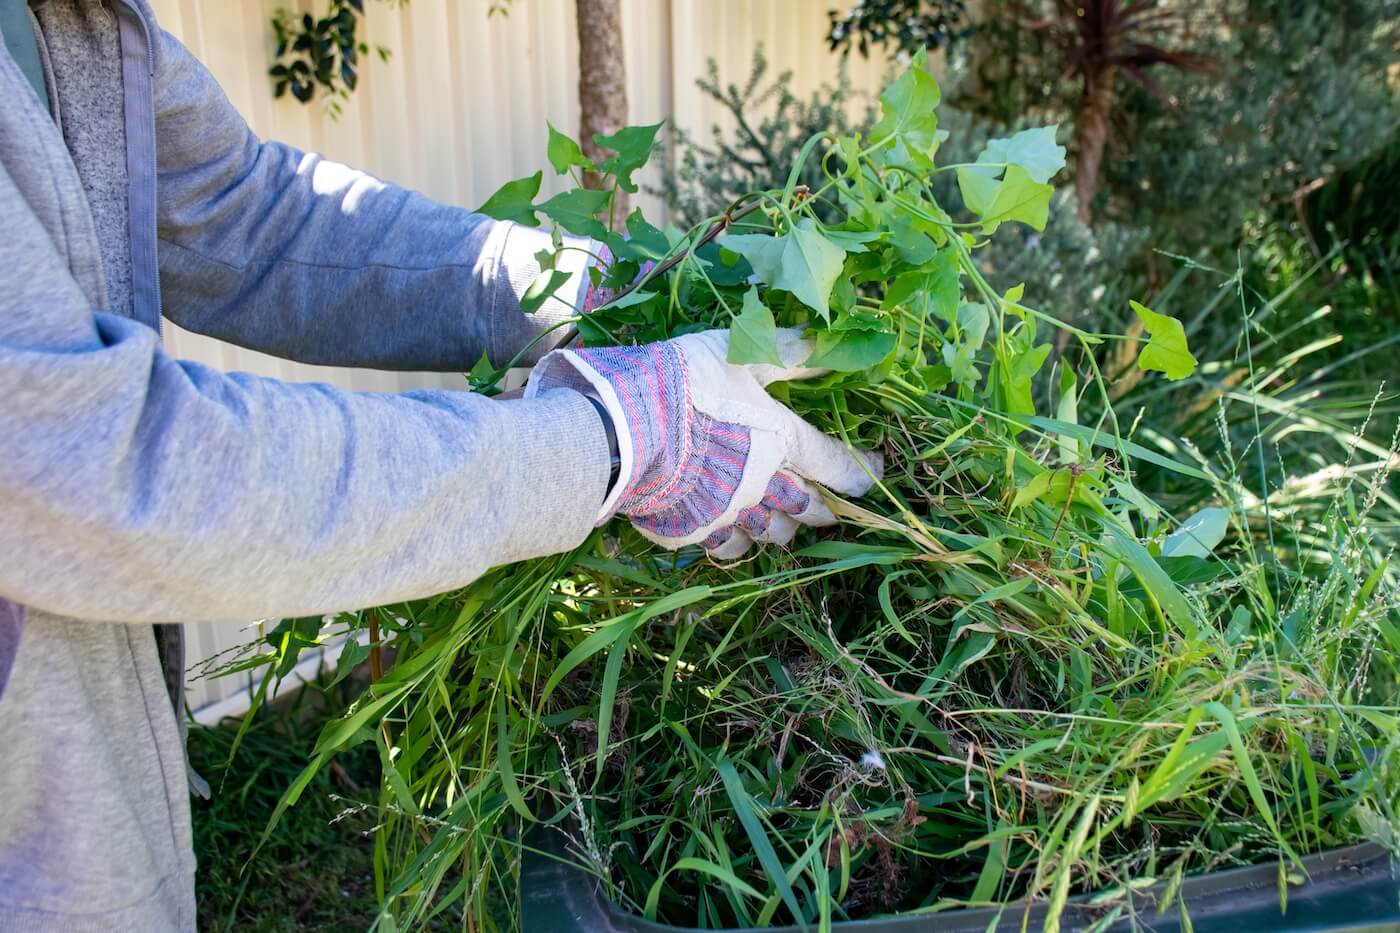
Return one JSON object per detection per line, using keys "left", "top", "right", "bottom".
{"left": 215, "top": 77, "right": 1400, "bottom": 931}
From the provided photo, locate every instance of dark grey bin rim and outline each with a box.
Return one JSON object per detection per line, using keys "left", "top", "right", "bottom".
{"left": 521, "top": 834, "right": 1400, "bottom": 933}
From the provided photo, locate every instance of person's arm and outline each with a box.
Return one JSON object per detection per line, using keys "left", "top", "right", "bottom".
{"left": 153, "top": 28, "right": 586, "bottom": 372}
{"left": 0, "top": 164, "right": 609, "bottom": 624}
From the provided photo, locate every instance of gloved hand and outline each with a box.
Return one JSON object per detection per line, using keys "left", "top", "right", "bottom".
{"left": 524, "top": 328, "right": 882, "bottom": 558}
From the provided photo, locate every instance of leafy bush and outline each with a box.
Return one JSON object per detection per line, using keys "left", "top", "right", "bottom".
{"left": 654, "top": 46, "right": 877, "bottom": 228}
{"left": 220, "top": 56, "right": 1400, "bottom": 931}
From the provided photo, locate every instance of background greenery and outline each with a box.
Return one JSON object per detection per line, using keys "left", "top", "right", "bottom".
{"left": 196, "top": 1, "right": 1400, "bottom": 928}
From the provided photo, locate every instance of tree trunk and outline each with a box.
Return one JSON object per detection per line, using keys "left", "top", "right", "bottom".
{"left": 1073, "top": 65, "right": 1117, "bottom": 226}
{"left": 575, "top": 0, "right": 628, "bottom": 225}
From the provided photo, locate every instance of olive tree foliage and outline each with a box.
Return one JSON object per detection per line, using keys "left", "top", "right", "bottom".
{"left": 826, "top": 0, "right": 974, "bottom": 58}
{"left": 1099, "top": 0, "right": 1400, "bottom": 251}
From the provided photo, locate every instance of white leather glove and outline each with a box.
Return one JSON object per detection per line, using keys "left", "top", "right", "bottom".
{"left": 524, "top": 328, "right": 883, "bottom": 557}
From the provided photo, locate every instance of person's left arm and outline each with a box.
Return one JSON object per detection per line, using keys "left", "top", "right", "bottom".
{"left": 153, "top": 28, "right": 588, "bottom": 371}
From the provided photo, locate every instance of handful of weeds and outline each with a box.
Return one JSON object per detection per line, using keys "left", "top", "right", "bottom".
{"left": 240, "top": 53, "right": 1400, "bottom": 931}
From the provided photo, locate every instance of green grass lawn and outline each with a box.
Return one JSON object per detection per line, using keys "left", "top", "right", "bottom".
{"left": 189, "top": 702, "right": 385, "bottom": 932}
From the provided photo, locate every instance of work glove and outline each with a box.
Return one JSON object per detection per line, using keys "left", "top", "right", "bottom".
{"left": 524, "top": 328, "right": 883, "bottom": 558}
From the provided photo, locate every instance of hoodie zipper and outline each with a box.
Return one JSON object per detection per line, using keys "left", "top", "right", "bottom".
{"left": 111, "top": 0, "right": 162, "bottom": 336}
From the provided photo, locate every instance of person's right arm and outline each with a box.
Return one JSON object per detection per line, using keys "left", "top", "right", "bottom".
{"left": 0, "top": 165, "right": 609, "bottom": 624}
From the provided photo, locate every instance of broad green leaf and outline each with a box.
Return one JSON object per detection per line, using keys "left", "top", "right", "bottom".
{"left": 957, "top": 164, "right": 1053, "bottom": 235}
{"left": 957, "top": 301, "right": 990, "bottom": 349}
{"left": 595, "top": 122, "right": 663, "bottom": 193}
{"left": 477, "top": 171, "right": 541, "bottom": 225}
{"left": 806, "top": 328, "right": 897, "bottom": 371}
{"left": 623, "top": 209, "right": 670, "bottom": 260}
{"left": 1162, "top": 507, "right": 1230, "bottom": 559}
{"left": 870, "top": 49, "right": 942, "bottom": 163}
{"left": 330, "top": 637, "right": 369, "bottom": 686}
{"left": 519, "top": 268, "right": 572, "bottom": 314}
{"left": 538, "top": 187, "right": 611, "bottom": 238}
{"left": 727, "top": 288, "right": 783, "bottom": 366}
{"left": 970, "top": 125, "right": 1066, "bottom": 183}
{"left": 721, "top": 219, "right": 848, "bottom": 320}
{"left": 822, "top": 229, "right": 882, "bottom": 253}
{"left": 882, "top": 250, "right": 959, "bottom": 322}
{"left": 1131, "top": 300, "right": 1198, "bottom": 380}
{"left": 545, "top": 122, "right": 592, "bottom": 175}
{"left": 467, "top": 350, "right": 497, "bottom": 391}
{"left": 1000, "top": 342, "right": 1051, "bottom": 416}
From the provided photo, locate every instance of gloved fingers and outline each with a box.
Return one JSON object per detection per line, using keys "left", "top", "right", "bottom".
{"left": 778, "top": 474, "right": 839, "bottom": 528}
{"left": 704, "top": 526, "right": 753, "bottom": 560}
{"left": 745, "top": 328, "right": 830, "bottom": 387}
{"left": 760, "top": 511, "right": 800, "bottom": 546}
{"left": 762, "top": 403, "right": 884, "bottom": 497}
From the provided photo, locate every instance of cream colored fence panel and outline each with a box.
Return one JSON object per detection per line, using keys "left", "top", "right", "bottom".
{"left": 149, "top": 0, "right": 897, "bottom": 714}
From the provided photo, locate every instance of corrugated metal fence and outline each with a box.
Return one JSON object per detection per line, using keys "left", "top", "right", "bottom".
{"left": 146, "top": 0, "right": 895, "bottom": 714}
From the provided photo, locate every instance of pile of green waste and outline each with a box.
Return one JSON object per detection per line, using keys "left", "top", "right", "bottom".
{"left": 240, "top": 53, "right": 1400, "bottom": 932}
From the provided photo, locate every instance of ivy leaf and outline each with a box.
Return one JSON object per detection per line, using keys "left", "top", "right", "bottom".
{"left": 881, "top": 248, "right": 959, "bottom": 322}
{"left": 726, "top": 288, "right": 784, "bottom": 367}
{"left": 806, "top": 329, "right": 897, "bottom": 372}
{"left": 823, "top": 229, "right": 882, "bottom": 253}
{"left": 595, "top": 122, "right": 663, "bottom": 193}
{"left": 478, "top": 171, "right": 541, "bottom": 226}
{"left": 721, "top": 219, "right": 848, "bottom": 321}
{"left": 1131, "top": 300, "right": 1197, "bottom": 380}
{"left": 970, "top": 126, "right": 1066, "bottom": 184}
{"left": 621, "top": 209, "right": 670, "bottom": 261}
{"left": 1001, "top": 342, "right": 1052, "bottom": 416}
{"left": 869, "top": 48, "right": 941, "bottom": 164}
{"left": 520, "top": 268, "right": 573, "bottom": 314}
{"left": 468, "top": 351, "right": 498, "bottom": 392}
{"left": 546, "top": 123, "right": 593, "bottom": 175}
{"left": 957, "top": 164, "right": 1052, "bottom": 235}
{"left": 538, "top": 187, "right": 611, "bottom": 238}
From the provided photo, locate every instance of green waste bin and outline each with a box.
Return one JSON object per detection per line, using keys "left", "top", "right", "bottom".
{"left": 520, "top": 834, "right": 1399, "bottom": 932}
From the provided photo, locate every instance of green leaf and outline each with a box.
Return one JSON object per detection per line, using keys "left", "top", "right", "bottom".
{"left": 594, "top": 122, "right": 663, "bottom": 193}
{"left": 1100, "top": 522, "right": 1198, "bottom": 637}
{"left": 971, "top": 125, "right": 1066, "bottom": 184}
{"left": 477, "top": 171, "right": 541, "bottom": 225}
{"left": 870, "top": 48, "right": 942, "bottom": 163}
{"left": 496, "top": 692, "right": 535, "bottom": 821}
{"left": 519, "top": 268, "right": 573, "bottom": 314}
{"left": 717, "top": 762, "right": 805, "bottom": 926}
{"left": 330, "top": 637, "right": 369, "bottom": 686}
{"left": 1000, "top": 342, "right": 1051, "bottom": 416}
{"left": 538, "top": 187, "right": 611, "bottom": 238}
{"left": 546, "top": 122, "right": 592, "bottom": 175}
{"left": 623, "top": 209, "right": 670, "bottom": 260}
{"left": 727, "top": 288, "right": 784, "bottom": 366}
{"left": 806, "top": 328, "right": 897, "bottom": 371}
{"left": 1056, "top": 366, "right": 1079, "bottom": 464}
{"left": 1131, "top": 300, "right": 1198, "bottom": 381}
{"left": 1162, "top": 507, "right": 1230, "bottom": 559}
{"left": 957, "top": 164, "right": 1053, "bottom": 235}
{"left": 721, "top": 219, "right": 848, "bottom": 321}
{"left": 469, "top": 350, "right": 499, "bottom": 389}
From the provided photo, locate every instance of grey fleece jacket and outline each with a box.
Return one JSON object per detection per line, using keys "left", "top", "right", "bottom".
{"left": 0, "top": 0, "right": 609, "bottom": 929}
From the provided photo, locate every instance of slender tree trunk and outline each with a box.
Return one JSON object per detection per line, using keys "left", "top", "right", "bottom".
{"left": 575, "top": 0, "right": 628, "bottom": 225}
{"left": 1073, "top": 65, "right": 1117, "bottom": 225}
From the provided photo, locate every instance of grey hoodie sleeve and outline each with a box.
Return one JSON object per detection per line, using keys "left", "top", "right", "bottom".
{"left": 0, "top": 163, "right": 608, "bottom": 624}
{"left": 152, "top": 28, "right": 586, "bottom": 371}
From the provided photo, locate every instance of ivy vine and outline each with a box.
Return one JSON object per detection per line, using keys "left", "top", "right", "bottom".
{"left": 270, "top": 0, "right": 513, "bottom": 115}
{"left": 269, "top": 0, "right": 395, "bottom": 116}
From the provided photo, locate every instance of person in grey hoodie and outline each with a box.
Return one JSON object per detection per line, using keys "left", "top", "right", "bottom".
{"left": 0, "top": 1, "right": 881, "bottom": 929}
